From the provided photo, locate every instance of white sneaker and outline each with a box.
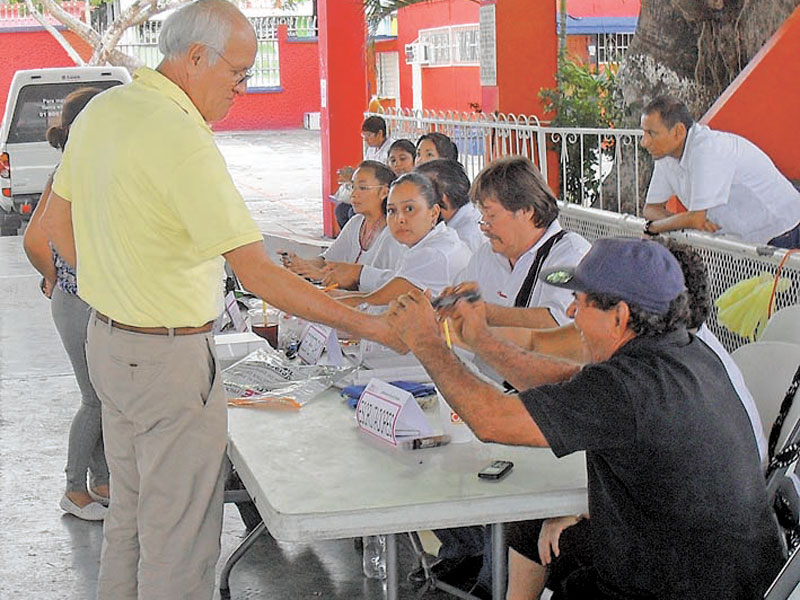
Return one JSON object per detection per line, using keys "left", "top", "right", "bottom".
{"left": 88, "top": 487, "right": 110, "bottom": 507}
{"left": 60, "top": 494, "right": 107, "bottom": 521}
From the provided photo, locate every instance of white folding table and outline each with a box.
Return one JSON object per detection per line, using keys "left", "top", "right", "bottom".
{"left": 222, "top": 390, "right": 588, "bottom": 599}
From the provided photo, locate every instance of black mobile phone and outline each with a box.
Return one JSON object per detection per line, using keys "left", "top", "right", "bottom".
{"left": 477, "top": 460, "right": 514, "bottom": 480}
{"left": 431, "top": 289, "right": 482, "bottom": 310}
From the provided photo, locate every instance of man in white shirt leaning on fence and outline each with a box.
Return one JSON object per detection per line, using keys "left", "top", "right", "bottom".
{"left": 641, "top": 95, "right": 800, "bottom": 248}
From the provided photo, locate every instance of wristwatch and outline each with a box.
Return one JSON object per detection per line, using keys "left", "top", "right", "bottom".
{"left": 643, "top": 220, "right": 657, "bottom": 236}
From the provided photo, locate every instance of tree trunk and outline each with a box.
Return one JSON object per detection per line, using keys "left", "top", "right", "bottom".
{"left": 619, "top": 0, "right": 800, "bottom": 121}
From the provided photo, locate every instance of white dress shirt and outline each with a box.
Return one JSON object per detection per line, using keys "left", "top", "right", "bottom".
{"left": 646, "top": 124, "right": 800, "bottom": 243}
{"left": 457, "top": 219, "right": 590, "bottom": 325}
{"left": 393, "top": 222, "right": 472, "bottom": 296}
{"left": 447, "top": 203, "right": 486, "bottom": 252}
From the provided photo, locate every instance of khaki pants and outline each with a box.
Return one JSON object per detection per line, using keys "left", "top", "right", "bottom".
{"left": 87, "top": 315, "right": 226, "bottom": 600}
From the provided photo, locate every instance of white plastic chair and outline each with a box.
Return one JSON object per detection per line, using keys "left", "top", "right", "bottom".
{"left": 761, "top": 307, "right": 800, "bottom": 345}
{"left": 731, "top": 341, "right": 800, "bottom": 452}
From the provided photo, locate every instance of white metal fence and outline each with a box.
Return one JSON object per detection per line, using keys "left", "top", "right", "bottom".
{"left": 560, "top": 203, "right": 800, "bottom": 353}
{"left": 115, "top": 15, "right": 317, "bottom": 88}
{"left": 372, "top": 108, "right": 645, "bottom": 215}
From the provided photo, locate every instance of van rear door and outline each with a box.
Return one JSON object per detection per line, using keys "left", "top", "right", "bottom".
{"left": 6, "top": 80, "right": 122, "bottom": 198}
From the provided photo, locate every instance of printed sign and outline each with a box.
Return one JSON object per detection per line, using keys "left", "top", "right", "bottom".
{"left": 479, "top": 5, "right": 497, "bottom": 87}
{"left": 298, "top": 323, "right": 344, "bottom": 366}
{"left": 356, "top": 379, "right": 433, "bottom": 446}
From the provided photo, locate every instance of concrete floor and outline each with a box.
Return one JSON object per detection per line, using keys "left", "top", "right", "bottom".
{"left": 0, "top": 130, "right": 456, "bottom": 599}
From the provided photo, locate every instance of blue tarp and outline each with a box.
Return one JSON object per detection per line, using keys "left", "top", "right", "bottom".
{"left": 558, "top": 15, "right": 639, "bottom": 35}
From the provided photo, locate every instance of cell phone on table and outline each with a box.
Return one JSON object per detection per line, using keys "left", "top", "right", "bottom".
{"left": 478, "top": 460, "right": 514, "bottom": 480}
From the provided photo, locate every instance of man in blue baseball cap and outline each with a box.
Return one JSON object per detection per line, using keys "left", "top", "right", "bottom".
{"left": 387, "top": 237, "right": 782, "bottom": 599}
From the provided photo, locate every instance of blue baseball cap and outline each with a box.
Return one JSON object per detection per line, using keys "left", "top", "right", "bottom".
{"left": 540, "top": 238, "right": 686, "bottom": 314}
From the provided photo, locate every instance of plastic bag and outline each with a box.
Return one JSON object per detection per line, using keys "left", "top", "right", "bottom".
{"left": 223, "top": 346, "right": 354, "bottom": 408}
{"left": 715, "top": 272, "right": 791, "bottom": 341}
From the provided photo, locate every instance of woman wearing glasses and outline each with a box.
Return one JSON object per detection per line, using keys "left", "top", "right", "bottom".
{"left": 336, "top": 172, "right": 471, "bottom": 307}
{"left": 281, "top": 161, "right": 406, "bottom": 291}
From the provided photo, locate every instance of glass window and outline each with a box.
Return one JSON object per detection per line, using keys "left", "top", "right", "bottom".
{"left": 8, "top": 81, "right": 122, "bottom": 145}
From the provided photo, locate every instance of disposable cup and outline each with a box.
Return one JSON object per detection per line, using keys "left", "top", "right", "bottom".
{"left": 437, "top": 390, "right": 476, "bottom": 443}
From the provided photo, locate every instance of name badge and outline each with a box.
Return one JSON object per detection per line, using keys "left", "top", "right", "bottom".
{"left": 356, "top": 378, "right": 433, "bottom": 446}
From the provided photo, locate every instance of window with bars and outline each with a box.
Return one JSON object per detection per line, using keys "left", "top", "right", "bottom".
{"left": 376, "top": 52, "right": 399, "bottom": 99}
{"left": 596, "top": 33, "right": 634, "bottom": 65}
{"left": 250, "top": 40, "right": 280, "bottom": 88}
{"left": 418, "top": 24, "right": 480, "bottom": 67}
{"left": 453, "top": 26, "right": 479, "bottom": 64}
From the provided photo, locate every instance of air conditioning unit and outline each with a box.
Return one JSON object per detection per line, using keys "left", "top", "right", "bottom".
{"left": 404, "top": 43, "right": 432, "bottom": 65}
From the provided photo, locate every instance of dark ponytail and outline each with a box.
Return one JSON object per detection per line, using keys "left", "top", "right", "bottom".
{"left": 46, "top": 87, "right": 103, "bottom": 150}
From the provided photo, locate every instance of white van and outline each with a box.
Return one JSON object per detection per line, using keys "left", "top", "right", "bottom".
{"left": 0, "top": 66, "right": 131, "bottom": 235}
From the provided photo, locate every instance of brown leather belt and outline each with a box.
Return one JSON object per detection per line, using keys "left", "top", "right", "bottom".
{"left": 95, "top": 312, "right": 214, "bottom": 336}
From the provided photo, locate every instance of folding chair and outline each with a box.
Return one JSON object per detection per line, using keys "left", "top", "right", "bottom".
{"left": 765, "top": 443, "right": 800, "bottom": 599}
{"left": 761, "top": 307, "right": 800, "bottom": 345}
{"left": 731, "top": 341, "right": 800, "bottom": 452}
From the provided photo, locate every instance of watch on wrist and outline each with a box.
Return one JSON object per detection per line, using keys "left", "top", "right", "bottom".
{"left": 643, "top": 220, "right": 657, "bottom": 236}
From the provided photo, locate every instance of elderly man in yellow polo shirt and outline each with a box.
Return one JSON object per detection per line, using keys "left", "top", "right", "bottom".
{"left": 41, "top": 1, "right": 399, "bottom": 598}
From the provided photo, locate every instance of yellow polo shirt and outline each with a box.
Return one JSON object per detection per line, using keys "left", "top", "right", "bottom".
{"left": 52, "top": 68, "right": 263, "bottom": 327}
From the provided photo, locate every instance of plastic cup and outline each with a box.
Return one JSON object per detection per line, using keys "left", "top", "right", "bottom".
{"left": 437, "top": 390, "right": 476, "bottom": 443}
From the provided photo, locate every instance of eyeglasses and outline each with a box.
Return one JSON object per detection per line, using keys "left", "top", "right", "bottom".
{"left": 353, "top": 184, "right": 385, "bottom": 193}
{"left": 207, "top": 47, "right": 254, "bottom": 87}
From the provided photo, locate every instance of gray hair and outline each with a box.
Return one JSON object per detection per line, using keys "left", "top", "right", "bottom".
{"left": 159, "top": 0, "right": 244, "bottom": 63}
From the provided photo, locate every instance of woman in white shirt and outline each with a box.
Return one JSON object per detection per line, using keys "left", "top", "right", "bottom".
{"left": 337, "top": 172, "right": 471, "bottom": 306}
{"left": 281, "top": 161, "right": 404, "bottom": 290}
{"left": 416, "top": 158, "right": 485, "bottom": 251}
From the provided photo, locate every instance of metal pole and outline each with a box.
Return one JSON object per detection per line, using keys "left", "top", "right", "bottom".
{"left": 490, "top": 523, "right": 506, "bottom": 600}
{"left": 386, "top": 533, "right": 399, "bottom": 600}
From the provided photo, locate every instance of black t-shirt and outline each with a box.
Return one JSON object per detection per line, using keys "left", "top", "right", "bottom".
{"left": 521, "top": 328, "right": 783, "bottom": 599}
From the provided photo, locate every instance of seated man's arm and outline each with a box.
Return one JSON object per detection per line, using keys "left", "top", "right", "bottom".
{"left": 40, "top": 191, "right": 76, "bottom": 269}
{"left": 492, "top": 324, "right": 586, "bottom": 365}
{"left": 387, "top": 291, "right": 549, "bottom": 447}
{"left": 225, "top": 241, "right": 402, "bottom": 351}
{"left": 485, "top": 303, "right": 558, "bottom": 329}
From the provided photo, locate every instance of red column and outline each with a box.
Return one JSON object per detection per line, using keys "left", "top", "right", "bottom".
{"left": 317, "top": 0, "right": 368, "bottom": 237}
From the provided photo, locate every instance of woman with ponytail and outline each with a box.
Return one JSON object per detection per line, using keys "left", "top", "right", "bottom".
{"left": 23, "top": 87, "right": 109, "bottom": 520}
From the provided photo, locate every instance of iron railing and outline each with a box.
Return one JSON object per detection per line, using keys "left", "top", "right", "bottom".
{"left": 371, "top": 108, "right": 646, "bottom": 215}
{"left": 114, "top": 15, "right": 316, "bottom": 86}
{"left": 560, "top": 203, "right": 800, "bottom": 353}
{"left": 0, "top": 1, "right": 86, "bottom": 24}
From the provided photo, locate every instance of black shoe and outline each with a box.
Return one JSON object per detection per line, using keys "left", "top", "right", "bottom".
{"left": 407, "top": 556, "right": 442, "bottom": 583}
{"left": 435, "top": 554, "right": 484, "bottom": 587}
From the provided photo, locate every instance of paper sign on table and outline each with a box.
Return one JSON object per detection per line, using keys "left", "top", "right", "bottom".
{"left": 219, "top": 291, "right": 248, "bottom": 333}
{"left": 298, "top": 323, "right": 344, "bottom": 366}
{"left": 355, "top": 378, "right": 433, "bottom": 446}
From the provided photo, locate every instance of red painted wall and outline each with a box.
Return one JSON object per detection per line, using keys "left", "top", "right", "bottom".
{"left": 702, "top": 5, "right": 800, "bottom": 181}
{"left": 396, "top": 0, "right": 481, "bottom": 112}
{"left": 214, "top": 25, "right": 320, "bottom": 131}
{"left": 0, "top": 30, "right": 93, "bottom": 117}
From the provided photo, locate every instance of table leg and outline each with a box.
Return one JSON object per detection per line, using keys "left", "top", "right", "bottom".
{"left": 386, "top": 533, "right": 399, "bottom": 600}
{"left": 219, "top": 521, "right": 267, "bottom": 599}
{"left": 490, "top": 523, "right": 506, "bottom": 600}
